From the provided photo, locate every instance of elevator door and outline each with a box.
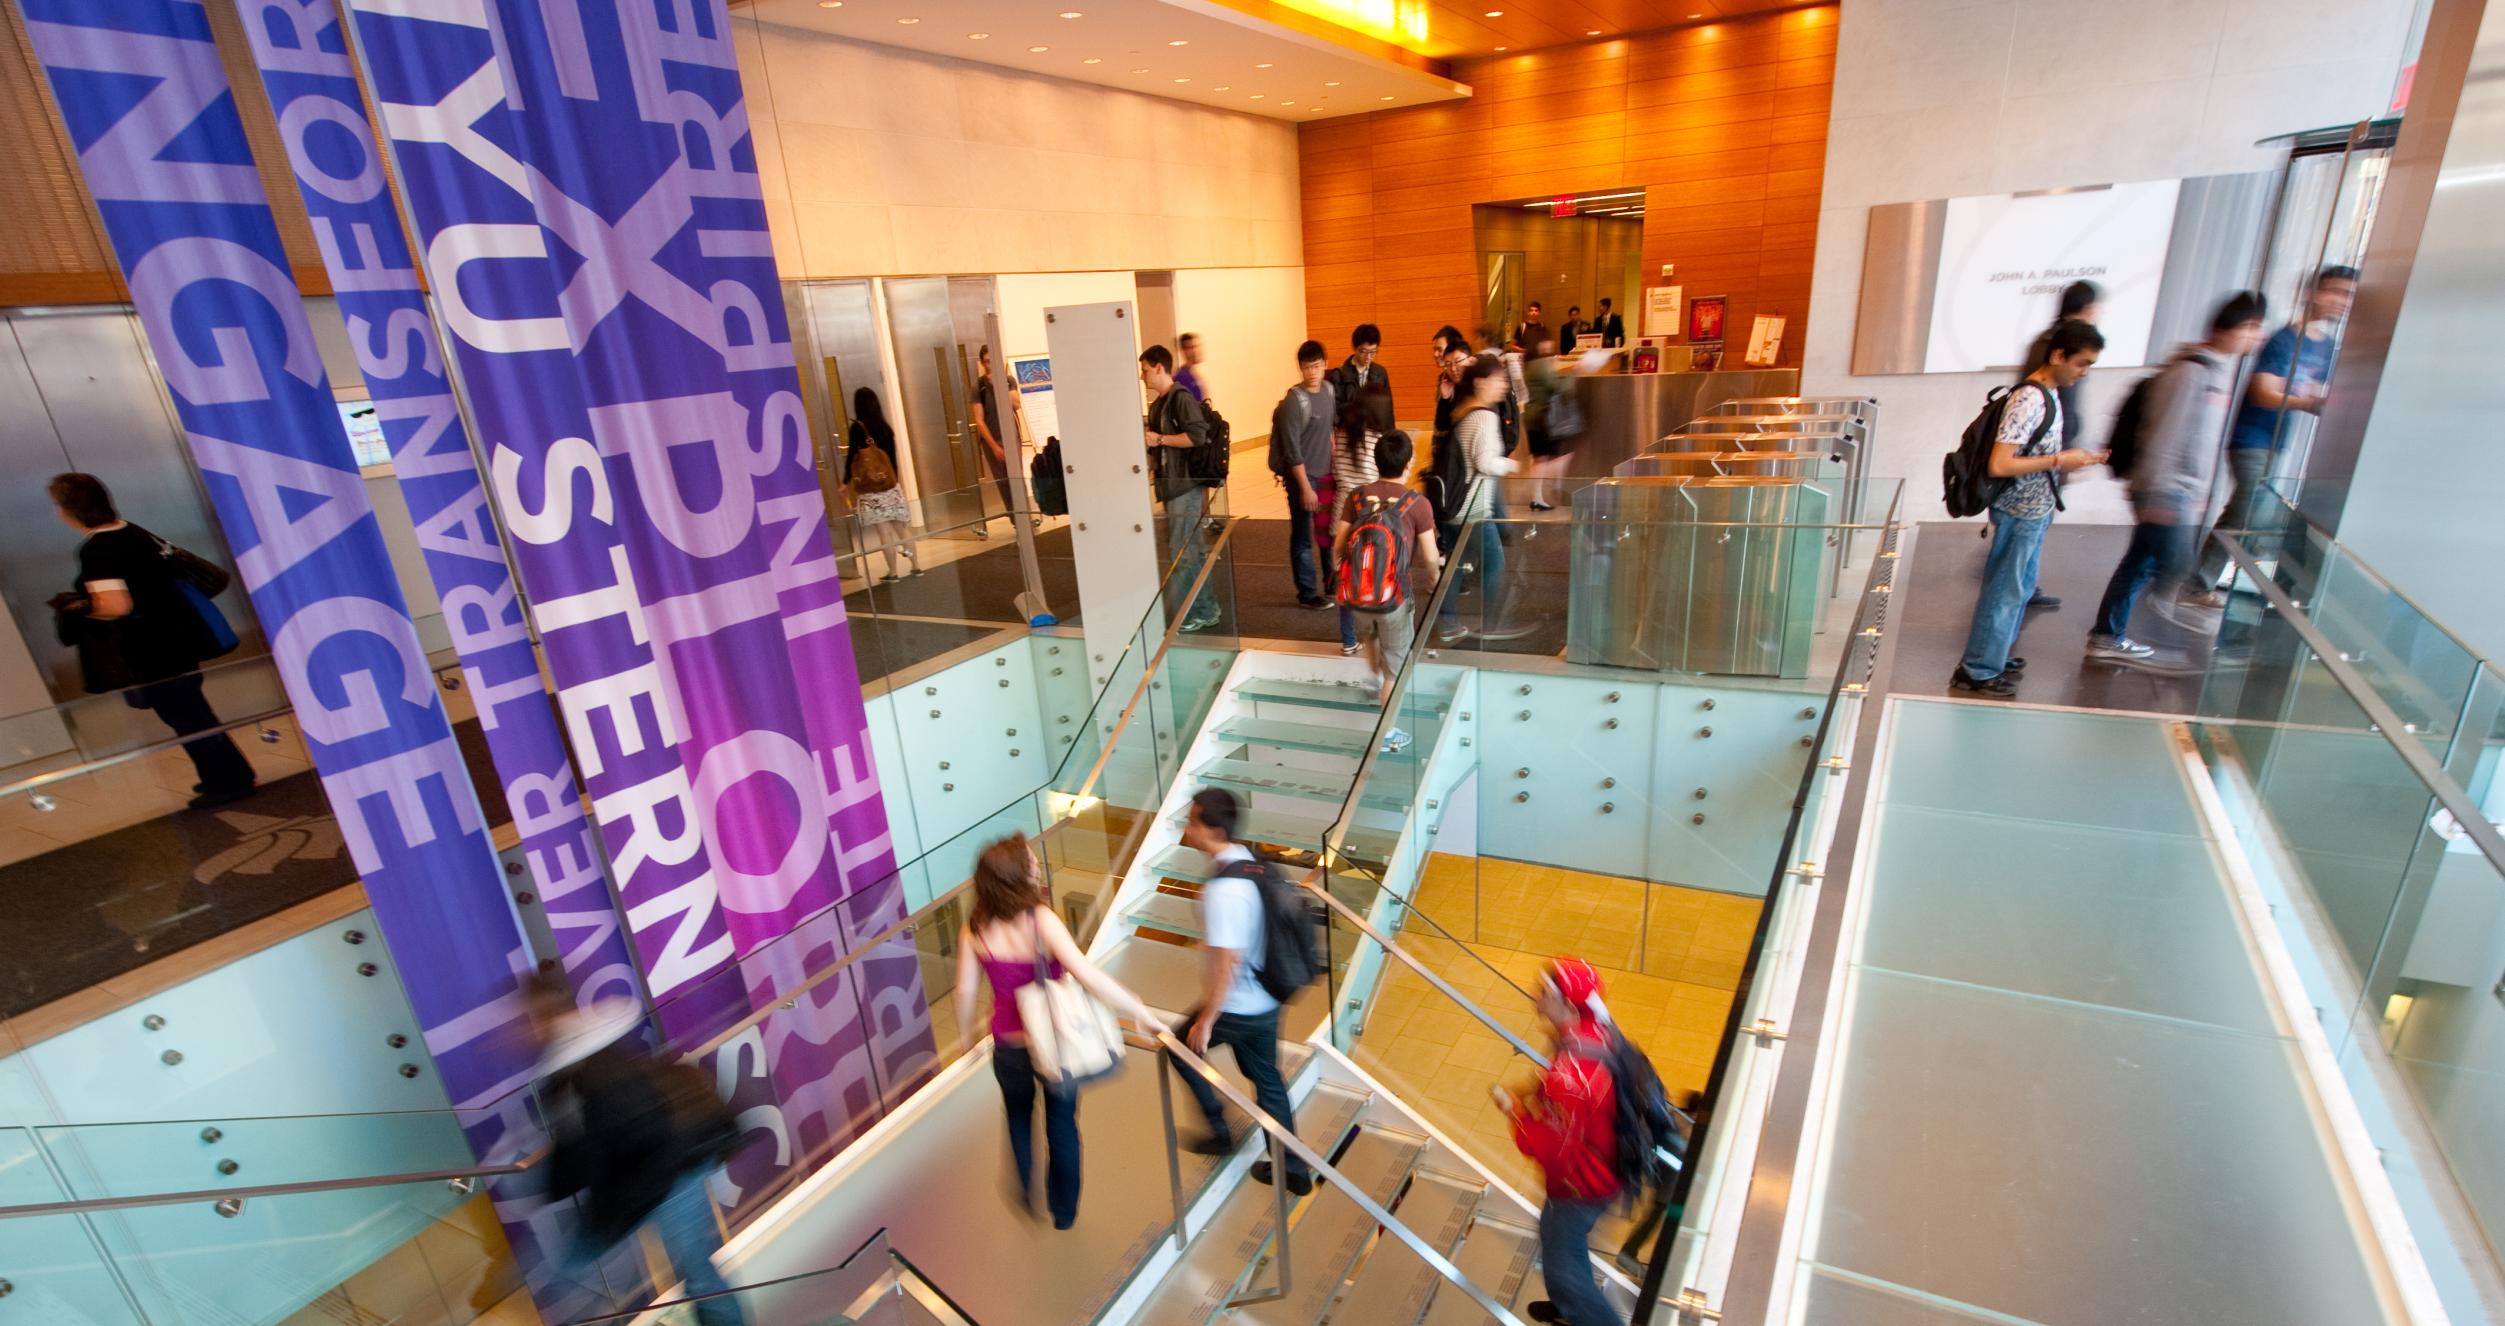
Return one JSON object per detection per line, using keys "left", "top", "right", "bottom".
{"left": 882, "top": 277, "right": 989, "bottom": 534}
{"left": 792, "top": 280, "right": 888, "bottom": 556}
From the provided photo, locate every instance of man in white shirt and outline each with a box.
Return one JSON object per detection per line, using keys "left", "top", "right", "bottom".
{"left": 1172, "top": 788, "right": 1310, "bottom": 1193}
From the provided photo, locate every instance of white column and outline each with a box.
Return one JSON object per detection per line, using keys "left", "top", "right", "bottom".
{"left": 1044, "top": 301, "right": 1163, "bottom": 698}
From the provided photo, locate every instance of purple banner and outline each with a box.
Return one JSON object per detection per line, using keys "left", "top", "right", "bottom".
{"left": 346, "top": 0, "right": 934, "bottom": 1205}
{"left": 231, "top": 0, "right": 645, "bottom": 1014}
{"left": 19, "top": 0, "right": 534, "bottom": 1104}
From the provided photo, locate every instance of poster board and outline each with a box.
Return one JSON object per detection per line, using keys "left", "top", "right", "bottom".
{"left": 1744, "top": 315, "right": 1786, "bottom": 366}
{"left": 1922, "top": 179, "right": 2180, "bottom": 371}
{"left": 1010, "top": 354, "right": 1058, "bottom": 447}
{"left": 1645, "top": 285, "right": 1683, "bottom": 340}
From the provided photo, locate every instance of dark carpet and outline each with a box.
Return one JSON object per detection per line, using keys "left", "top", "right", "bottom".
{"left": 0, "top": 718, "right": 509, "bottom": 1018}
{"left": 1178, "top": 516, "right": 1573, "bottom": 661}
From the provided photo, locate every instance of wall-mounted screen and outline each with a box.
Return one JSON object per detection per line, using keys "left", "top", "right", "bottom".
{"left": 337, "top": 398, "right": 389, "bottom": 469}
{"left": 1922, "top": 180, "right": 2182, "bottom": 373}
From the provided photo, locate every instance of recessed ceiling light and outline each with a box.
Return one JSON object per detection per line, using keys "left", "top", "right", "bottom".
{"left": 1256, "top": 62, "right": 1273, "bottom": 68}
{"left": 968, "top": 31, "right": 989, "bottom": 38}
{"left": 1029, "top": 45, "right": 1049, "bottom": 51}
{"left": 1059, "top": 9, "right": 1083, "bottom": 15}
{"left": 1083, "top": 56, "right": 1101, "bottom": 62}
{"left": 815, "top": 1, "right": 841, "bottom": 8}
{"left": 1687, "top": 11, "right": 1704, "bottom": 16}
{"left": 1380, "top": 94, "right": 1395, "bottom": 101}
{"left": 1586, "top": 28, "right": 1601, "bottom": 35}
{"left": 1494, "top": 44, "right": 1507, "bottom": 50}
{"left": 1131, "top": 67, "right": 1148, "bottom": 73}
{"left": 1174, "top": 76, "right": 1190, "bottom": 83}
{"left": 1325, "top": 81, "right": 1340, "bottom": 86}
{"left": 1215, "top": 85, "right": 1230, "bottom": 91}
{"left": 1249, "top": 93, "right": 1264, "bottom": 99}
{"left": 1484, "top": 9, "right": 1502, "bottom": 15}
{"left": 896, "top": 15, "right": 919, "bottom": 23}
{"left": 1167, "top": 38, "right": 1188, "bottom": 46}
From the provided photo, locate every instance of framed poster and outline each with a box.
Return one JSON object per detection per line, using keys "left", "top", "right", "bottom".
{"left": 1631, "top": 342, "right": 1661, "bottom": 374}
{"left": 1645, "top": 285, "right": 1683, "bottom": 340}
{"left": 1010, "top": 354, "right": 1058, "bottom": 445}
{"left": 1689, "top": 344, "right": 1723, "bottom": 372}
{"left": 1688, "top": 296, "right": 1725, "bottom": 344}
{"left": 1744, "top": 315, "right": 1786, "bottom": 366}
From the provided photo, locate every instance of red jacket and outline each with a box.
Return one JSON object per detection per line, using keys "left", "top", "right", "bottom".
{"left": 1511, "top": 1029, "right": 1621, "bottom": 1201}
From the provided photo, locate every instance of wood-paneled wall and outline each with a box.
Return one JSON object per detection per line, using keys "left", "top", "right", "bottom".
{"left": 1300, "top": 5, "right": 1835, "bottom": 397}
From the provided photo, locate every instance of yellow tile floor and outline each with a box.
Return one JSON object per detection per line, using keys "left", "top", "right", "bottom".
{"left": 1350, "top": 852, "right": 1763, "bottom": 1207}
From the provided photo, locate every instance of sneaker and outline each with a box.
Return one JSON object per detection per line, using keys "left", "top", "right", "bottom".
{"left": 2003, "top": 656, "right": 2028, "bottom": 673}
{"left": 1947, "top": 669, "right": 2018, "bottom": 700}
{"left": 2107, "top": 647, "right": 2207, "bottom": 676}
{"left": 1339, "top": 642, "right": 1360, "bottom": 656}
{"left": 2178, "top": 588, "right": 2229, "bottom": 611}
{"left": 1380, "top": 727, "right": 1413, "bottom": 753}
{"left": 1250, "top": 1159, "right": 1314, "bottom": 1195}
{"left": 1183, "top": 1131, "right": 1235, "bottom": 1157}
{"left": 1434, "top": 623, "right": 1470, "bottom": 645}
{"left": 2027, "top": 591, "right": 2063, "bottom": 610}
{"left": 1298, "top": 596, "right": 1333, "bottom": 610}
{"left": 2085, "top": 634, "right": 2157, "bottom": 663}
{"left": 1611, "top": 1251, "right": 1646, "bottom": 1279}
{"left": 1180, "top": 615, "right": 1219, "bottom": 633}
{"left": 187, "top": 783, "right": 256, "bottom": 810}
{"left": 1524, "top": 1303, "right": 1564, "bottom": 1324}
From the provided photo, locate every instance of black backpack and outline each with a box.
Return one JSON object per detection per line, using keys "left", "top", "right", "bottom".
{"left": 1220, "top": 857, "right": 1323, "bottom": 1002}
{"left": 1941, "top": 382, "right": 2053, "bottom": 518}
{"left": 1600, "top": 1029, "right": 1681, "bottom": 1191}
{"left": 1029, "top": 437, "right": 1068, "bottom": 516}
{"left": 1423, "top": 427, "right": 1470, "bottom": 528}
{"left": 2104, "top": 370, "right": 2161, "bottom": 483}
{"left": 1187, "top": 400, "right": 1232, "bottom": 485}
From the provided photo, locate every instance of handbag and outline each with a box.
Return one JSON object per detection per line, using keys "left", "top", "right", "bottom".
{"left": 1011, "top": 913, "right": 1125, "bottom": 1091}
{"left": 146, "top": 528, "right": 239, "bottom": 659}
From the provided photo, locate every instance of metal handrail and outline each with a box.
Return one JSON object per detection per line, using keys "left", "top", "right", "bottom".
{"left": 1139, "top": 1027, "right": 1531, "bottom": 1326}
{"left": 2216, "top": 533, "right": 2505, "bottom": 875}
{"left": 0, "top": 1148, "right": 545, "bottom": 1219}
{"left": 1295, "top": 874, "right": 1548, "bottom": 1069}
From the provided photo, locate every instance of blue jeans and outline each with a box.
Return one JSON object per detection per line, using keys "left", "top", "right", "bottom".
{"left": 1287, "top": 479, "right": 1326, "bottom": 603}
{"left": 2197, "top": 446, "right": 2273, "bottom": 587}
{"left": 568, "top": 1170, "right": 744, "bottom": 1326}
{"left": 1958, "top": 507, "right": 2051, "bottom": 681}
{"left": 2094, "top": 518, "right": 2199, "bottom": 640}
{"left": 1167, "top": 486, "right": 1220, "bottom": 626}
{"left": 1536, "top": 1194, "right": 1620, "bottom": 1325}
{"left": 995, "top": 1043, "right": 1083, "bottom": 1227}
{"left": 1171, "top": 1005, "right": 1306, "bottom": 1180}
{"left": 1436, "top": 520, "right": 1508, "bottom": 631}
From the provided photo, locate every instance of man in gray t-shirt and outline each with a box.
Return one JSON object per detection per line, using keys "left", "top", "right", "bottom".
{"left": 1277, "top": 340, "right": 1340, "bottom": 609}
{"left": 1953, "top": 323, "right": 2107, "bottom": 698}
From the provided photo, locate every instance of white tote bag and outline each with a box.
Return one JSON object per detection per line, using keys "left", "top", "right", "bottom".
{"left": 1011, "top": 913, "right": 1126, "bottom": 1090}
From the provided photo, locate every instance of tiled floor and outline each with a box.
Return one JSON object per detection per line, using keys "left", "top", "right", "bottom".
{"left": 1352, "top": 851, "right": 1761, "bottom": 1206}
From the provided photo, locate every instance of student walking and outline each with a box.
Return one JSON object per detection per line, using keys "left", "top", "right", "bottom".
{"left": 1330, "top": 380, "right": 1397, "bottom": 656}
{"left": 1326, "top": 324, "right": 1390, "bottom": 414}
{"left": 1523, "top": 336, "right": 1582, "bottom": 511}
{"left": 1142, "top": 345, "right": 1222, "bottom": 631}
{"left": 971, "top": 346, "right": 1020, "bottom": 535}
{"left": 2087, "top": 292, "right": 2268, "bottom": 671}
{"left": 1175, "top": 332, "right": 1210, "bottom": 403}
{"left": 1948, "top": 323, "right": 2108, "bottom": 699}
{"left": 846, "top": 388, "right": 918, "bottom": 583}
{"left": 1332, "top": 430, "right": 1441, "bottom": 751}
{"left": 2195, "top": 266, "right": 2356, "bottom": 592}
{"left": 1170, "top": 788, "right": 1312, "bottom": 1195}
{"left": 953, "top": 834, "right": 1156, "bottom": 1230}
{"left": 2019, "top": 279, "right": 2102, "bottom": 449}
{"left": 1500, "top": 957, "right": 1627, "bottom": 1326}
{"left": 1435, "top": 358, "right": 1522, "bottom": 641}
{"left": 1272, "top": 341, "right": 1340, "bottom": 611}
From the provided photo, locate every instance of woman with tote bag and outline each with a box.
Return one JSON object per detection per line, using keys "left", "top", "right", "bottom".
{"left": 953, "top": 834, "right": 1156, "bottom": 1229}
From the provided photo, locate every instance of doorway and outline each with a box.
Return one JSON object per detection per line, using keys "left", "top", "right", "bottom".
{"left": 881, "top": 276, "right": 1004, "bottom": 537}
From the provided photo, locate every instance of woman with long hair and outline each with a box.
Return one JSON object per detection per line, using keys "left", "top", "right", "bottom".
{"left": 1328, "top": 380, "right": 1397, "bottom": 654}
{"left": 1435, "top": 357, "right": 1520, "bottom": 641}
{"left": 951, "top": 834, "right": 1155, "bottom": 1229}
{"left": 846, "top": 387, "right": 918, "bottom": 582}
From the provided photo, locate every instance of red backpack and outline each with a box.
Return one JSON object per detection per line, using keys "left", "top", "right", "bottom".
{"left": 1336, "top": 491, "right": 1421, "bottom": 613}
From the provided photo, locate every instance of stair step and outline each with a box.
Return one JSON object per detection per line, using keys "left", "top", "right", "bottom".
{"left": 1417, "top": 1212, "right": 1539, "bottom": 1326}
{"left": 1173, "top": 805, "right": 1402, "bottom": 864}
{"left": 1320, "top": 1168, "right": 1483, "bottom": 1326}
{"left": 1196, "top": 757, "right": 1411, "bottom": 811}
{"left": 1211, "top": 716, "right": 1422, "bottom": 762}
{"left": 1103, "top": 935, "right": 1218, "bottom": 1014}
{"left": 1132, "top": 1084, "right": 1373, "bottom": 1326}
{"left": 1233, "top": 1125, "right": 1427, "bottom": 1326}
{"left": 1234, "top": 677, "right": 1451, "bottom": 719}
{"left": 1126, "top": 889, "right": 1206, "bottom": 938}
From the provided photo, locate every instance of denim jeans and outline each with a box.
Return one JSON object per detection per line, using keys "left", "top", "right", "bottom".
{"left": 567, "top": 1170, "right": 744, "bottom": 1326}
{"left": 994, "top": 1043, "right": 1082, "bottom": 1227}
{"left": 1166, "top": 485, "right": 1220, "bottom": 626}
{"left": 1171, "top": 1005, "right": 1306, "bottom": 1179}
{"left": 2196, "top": 446, "right": 2273, "bottom": 587}
{"left": 1287, "top": 478, "right": 1331, "bottom": 603}
{"left": 1536, "top": 1195, "right": 1620, "bottom": 1325}
{"left": 2094, "top": 518, "right": 2200, "bottom": 641}
{"left": 1958, "top": 507, "right": 2051, "bottom": 681}
{"left": 1436, "top": 521, "right": 1508, "bottom": 631}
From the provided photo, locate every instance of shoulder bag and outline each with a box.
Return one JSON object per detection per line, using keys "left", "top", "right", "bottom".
{"left": 1012, "top": 911, "right": 1125, "bottom": 1091}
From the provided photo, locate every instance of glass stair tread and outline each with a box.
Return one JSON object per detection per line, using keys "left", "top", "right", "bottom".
{"left": 1171, "top": 805, "right": 1401, "bottom": 863}
{"left": 1233, "top": 677, "right": 1451, "bottom": 719}
{"left": 1126, "top": 889, "right": 1205, "bottom": 938}
{"left": 1103, "top": 936, "right": 1219, "bottom": 1014}
{"left": 1132, "top": 1084, "right": 1374, "bottom": 1326}
{"left": 1210, "top": 716, "right": 1421, "bottom": 762}
{"left": 1323, "top": 1169, "right": 1486, "bottom": 1326}
{"left": 1418, "top": 1212, "right": 1539, "bottom": 1326}
{"left": 1194, "top": 757, "right": 1408, "bottom": 811}
{"left": 1233, "top": 1125, "right": 1429, "bottom": 1326}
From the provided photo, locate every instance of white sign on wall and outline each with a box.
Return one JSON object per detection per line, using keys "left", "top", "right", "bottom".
{"left": 1922, "top": 180, "right": 2182, "bottom": 373}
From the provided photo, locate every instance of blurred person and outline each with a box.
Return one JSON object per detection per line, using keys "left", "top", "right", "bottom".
{"left": 529, "top": 978, "right": 745, "bottom": 1326}
{"left": 2019, "top": 279, "right": 2103, "bottom": 449}
{"left": 1142, "top": 345, "right": 1222, "bottom": 632}
{"left": 953, "top": 833, "right": 1157, "bottom": 1230}
{"left": 1523, "top": 336, "right": 1583, "bottom": 511}
{"left": 1426, "top": 340, "right": 1478, "bottom": 563}
{"left": 1435, "top": 357, "right": 1521, "bottom": 642}
{"left": 1331, "top": 430, "right": 1440, "bottom": 752}
{"left": 845, "top": 388, "right": 917, "bottom": 583}
{"left": 1271, "top": 340, "right": 1340, "bottom": 610}
{"left": 1949, "top": 323, "right": 2109, "bottom": 699}
{"left": 1498, "top": 958, "right": 1626, "bottom": 1326}
{"left": 1175, "top": 331, "right": 1209, "bottom": 403}
{"left": 1516, "top": 301, "right": 1551, "bottom": 359}
{"left": 1331, "top": 379, "right": 1399, "bottom": 656}
{"left": 1591, "top": 297, "right": 1625, "bottom": 349}
{"left": 1560, "top": 304, "right": 1586, "bottom": 354}
{"left": 1327, "top": 323, "right": 1391, "bottom": 413}
{"left": 2195, "top": 265, "right": 2357, "bottom": 593}
{"left": 2087, "top": 292, "right": 2268, "bottom": 672}
{"left": 1169, "top": 789, "right": 1312, "bottom": 1195}
{"left": 1474, "top": 324, "right": 1523, "bottom": 454}
{"left": 48, "top": 473, "right": 254, "bottom": 809}
{"left": 970, "top": 345, "right": 1020, "bottom": 536}
{"left": 1431, "top": 328, "right": 1471, "bottom": 443}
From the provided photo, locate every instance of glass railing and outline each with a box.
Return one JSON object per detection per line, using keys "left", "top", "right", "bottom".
{"left": 2190, "top": 531, "right": 2505, "bottom": 1317}
{"left": 556, "top": 1230, "right": 985, "bottom": 1324}
{"left": 837, "top": 480, "right": 1070, "bottom": 697}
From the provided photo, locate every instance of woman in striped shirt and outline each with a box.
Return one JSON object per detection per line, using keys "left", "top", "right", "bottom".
{"left": 1330, "top": 382, "right": 1395, "bottom": 653}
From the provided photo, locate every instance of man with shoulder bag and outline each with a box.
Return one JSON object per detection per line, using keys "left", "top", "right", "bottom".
{"left": 1142, "top": 345, "right": 1223, "bottom": 631}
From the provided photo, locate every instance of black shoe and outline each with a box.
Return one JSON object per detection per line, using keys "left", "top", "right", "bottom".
{"left": 2003, "top": 656, "right": 2027, "bottom": 673}
{"left": 1947, "top": 669, "right": 2018, "bottom": 700}
{"left": 1183, "top": 1132, "right": 1234, "bottom": 1156}
{"left": 187, "top": 783, "right": 256, "bottom": 810}
{"left": 1250, "top": 1159, "right": 1314, "bottom": 1195}
{"left": 2027, "top": 592, "right": 2062, "bottom": 610}
{"left": 1524, "top": 1302, "right": 1563, "bottom": 1323}
{"left": 1296, "top": 596, "right": 1332, "bottom": 610}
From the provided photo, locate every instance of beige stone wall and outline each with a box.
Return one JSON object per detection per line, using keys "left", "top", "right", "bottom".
{"left": 739, "top": 18, "right": 1305, "bottom": 279}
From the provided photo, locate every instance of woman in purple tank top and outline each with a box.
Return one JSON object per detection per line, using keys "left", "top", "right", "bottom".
{"left": 952, "top": 834, "right": 1153, "bottom": 1230}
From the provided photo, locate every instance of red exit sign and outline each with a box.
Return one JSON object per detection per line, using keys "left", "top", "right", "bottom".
{"left": 1551, "top": 195, "right": 1576, "bottom": 217}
